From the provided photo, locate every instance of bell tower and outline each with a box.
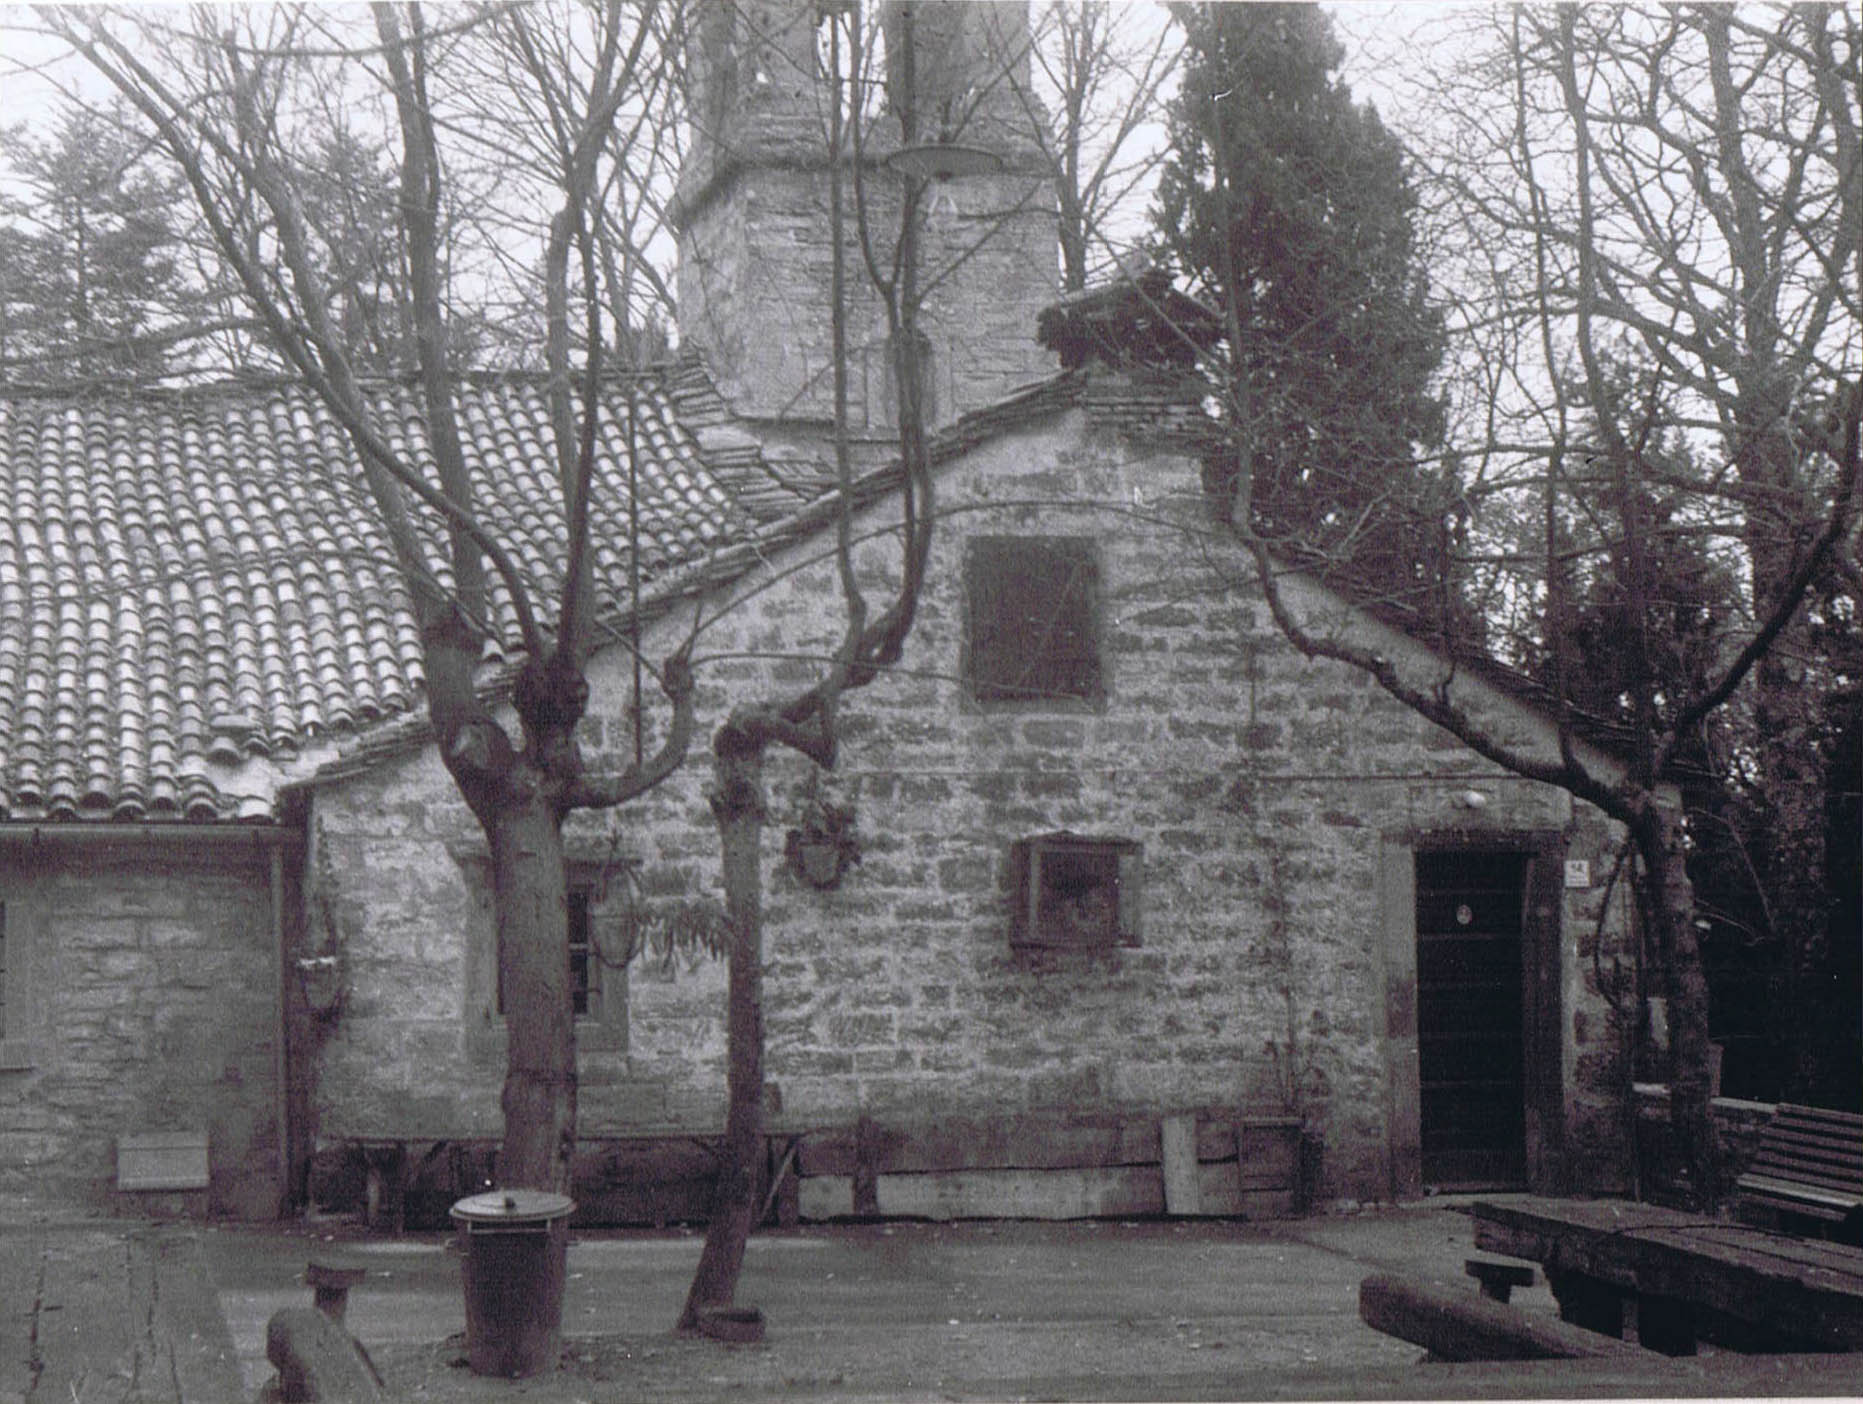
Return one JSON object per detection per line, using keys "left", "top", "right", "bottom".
{"left": 672, "top": 1, "right": 1058, "bottom": 434}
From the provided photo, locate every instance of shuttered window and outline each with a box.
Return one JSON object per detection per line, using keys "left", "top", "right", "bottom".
{"left": 966, "top": 536, "right": 1103, "bottom": 705}
{"left": 1010, "top": 834, "right": 1142, "bottom": 949}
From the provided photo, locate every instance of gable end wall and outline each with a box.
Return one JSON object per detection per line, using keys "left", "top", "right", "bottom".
{"left": 304, "top": 397, "right": 1636, "bottom": 1205}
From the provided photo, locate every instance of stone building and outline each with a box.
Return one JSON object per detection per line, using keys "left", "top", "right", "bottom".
{"left": 0, "top": 0, "right": 1645, "bottom": 1221}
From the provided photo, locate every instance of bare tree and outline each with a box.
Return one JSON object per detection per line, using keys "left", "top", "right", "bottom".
{"left": 1418, "top": 2, "right": 1860, "bottom": 1178}
{"left": 1010, "top": 1, "right": 1181, "bottom": 290}
{"left": 675, "top": 0, "right": 1044, "bottom": 1329}
{"left": 1153, "top": 1, "right": 1859, "bottom": 1197}
{"left": 44, "top": 0, "right": 694, "bottom": 1193}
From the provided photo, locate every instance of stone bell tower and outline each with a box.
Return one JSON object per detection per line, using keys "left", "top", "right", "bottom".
{"left": 672, "top": 0, "right": 1058, "bottom": 436}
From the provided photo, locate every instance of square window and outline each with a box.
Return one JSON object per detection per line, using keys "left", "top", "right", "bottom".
{"left": 1009, "top": 834, "right": 1142, "bottom": 949}
{"left": 456, "top": 849, "right": 629, "bottom": 1058}
{"left": 966, "top": 536, "right": 1103, "bottom": 705}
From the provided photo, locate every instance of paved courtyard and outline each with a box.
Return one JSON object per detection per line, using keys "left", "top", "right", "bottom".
{"left": 3, "top": 1200, "right": 1857, "bottom": 1401}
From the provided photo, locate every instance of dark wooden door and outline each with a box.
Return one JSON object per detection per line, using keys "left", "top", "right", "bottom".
{"left": 1416, "top": 851, "right": 1530, "bottom": 1189}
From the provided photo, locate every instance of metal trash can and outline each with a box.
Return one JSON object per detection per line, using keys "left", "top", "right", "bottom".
{"left": 449, "top": 1189, "right": 575, "bottom": 1378}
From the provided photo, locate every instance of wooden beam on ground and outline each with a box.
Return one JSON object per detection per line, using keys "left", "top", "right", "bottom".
{"left": 1358, "top": 1273, "right": 1649, "bottom": 1362}
{"left": 266, "top": 1306, "right": 385, "bottom": 1401}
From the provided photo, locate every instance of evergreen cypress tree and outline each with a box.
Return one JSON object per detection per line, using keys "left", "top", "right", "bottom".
{"left": 1153, "top": 3, "right": 1451, "bottom": 621}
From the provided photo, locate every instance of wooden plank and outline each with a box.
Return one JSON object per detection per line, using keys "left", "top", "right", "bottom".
{"left": 1750, "top": 1139, "right": 1863, "bottom": 1173}
{"left": 1195, "top": 1161, "right": 1296, "bottom": 1219}
{"left": 1195, "top": 1121, "right": 1237, "bottom": 1161}
{"left": 1773, "top": 1121, "right": 1863, "bottom": 1150}
{"left": 1736, "top": 1174, "right": 1860, "bottom": 1217}
{"left": 573, "top": 1177, "right": 716, "bottom": 1226}
{"left": 1358, "top": 1273, "right": 1647, "bottom": 1361}
{"left": 796, "top": 1167, "right": 1167, "bottom": 1221}
{"left": 1238, "top": 1122, "right": 1300, "bottom": 1189}
{"left": 797, "top": 1163, "right": 1297, "bottom": 1223}
{"left": 1778, "top": 1104, "right": 1863, "bottom": 1133}
{"left": 1161, "top": 1115, "right": 1200, "bottom": 1215}
{"left": 578, "top": 1137, "right": 721, "bottom": 1181}
{"left": 794, "top": 1110, "right": 1301, "bottom": 1177}
{"left": 795, "top": 1112, "right": 1155, "bottom": 1176}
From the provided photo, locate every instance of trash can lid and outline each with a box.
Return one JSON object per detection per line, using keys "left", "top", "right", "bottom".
{"left": 449, "top": 1189, "right": 576, "bottom": 1223}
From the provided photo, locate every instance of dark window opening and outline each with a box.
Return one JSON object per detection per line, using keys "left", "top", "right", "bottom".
{"left": 568, "top": 887, "right": 595, "bottom": 1018}
{"left": 0, "top": 901, "right": 8, "bottom": 1039}
{"left": 967, "top": 536, "right": 1102, "bottom": 705}
{"left": 1010, "top": 834, "right": 1141, "bottom": 948}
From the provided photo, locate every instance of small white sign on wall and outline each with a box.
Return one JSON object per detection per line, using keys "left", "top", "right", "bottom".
{"left": 1564, "top": 859, "right": 1592, "bottom": 890}
{"left": 117, "top": 1131, "right": 210, "bottom": 1191}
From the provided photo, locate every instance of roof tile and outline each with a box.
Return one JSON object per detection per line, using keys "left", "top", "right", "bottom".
{"left": 0, "top": 362, "right": 826, "bottom": 822}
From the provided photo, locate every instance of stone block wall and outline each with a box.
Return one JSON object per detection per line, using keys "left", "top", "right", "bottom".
{"left": 304, "top": 392, "right": 1637, "bottom": 1205}
{"left": 672, "top": 1, "right": 1055, "bottom": 431}
{"left": 677, "top": 161, "right": 1057, "bottom": 431}
{"left": 0, "top": 838, "right": 283, "bottom": 1217}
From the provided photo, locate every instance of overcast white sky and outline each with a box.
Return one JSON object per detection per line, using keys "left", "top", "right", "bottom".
{"left": 0, "top": 3, "right": 1476, "bottom": 136}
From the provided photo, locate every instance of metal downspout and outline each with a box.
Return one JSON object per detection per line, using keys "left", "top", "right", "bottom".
{"left": 272, "top": 843, "right": 291, "bottom": 1219}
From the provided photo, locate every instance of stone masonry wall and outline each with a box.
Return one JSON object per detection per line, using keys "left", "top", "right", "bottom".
{"left": 673, "top": 2, "right": 1056, "bottom": 430}
{"left": 0, "top": 839, "right": 282, "bottom": 1217}
{"left": 678, "top": 162, "right": 1057, "bottom": 431}
{"left": 305, "top": 394, "right": 1636, "bottom": 1203}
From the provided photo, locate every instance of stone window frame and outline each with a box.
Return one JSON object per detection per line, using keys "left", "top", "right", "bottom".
{"left": 1009, "top": 832, "right": 1143, "bottom": 950}
{"left": 0, "top": 886, "right": 45, "bottom": 1070}
{"left": 1378, "top": 828, "right": 1569, "bottom": 1199}
{"left": 963, "top": 535, "right": 1106, "bottom": 710}
{"left": 455, "top": 854, "right": 629, "bottom": 1059}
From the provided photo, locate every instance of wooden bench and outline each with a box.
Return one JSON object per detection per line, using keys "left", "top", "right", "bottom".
{"left": 1734, "top": 1103, "right": 1863, "bottom": 1242}
{"left": 1465, "top": 1257, "right": 1535, "bottom": 1302}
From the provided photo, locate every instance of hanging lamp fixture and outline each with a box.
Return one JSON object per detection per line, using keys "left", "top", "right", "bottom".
{"left": 882, "top": 139, "right": 1002, "bottom": 182}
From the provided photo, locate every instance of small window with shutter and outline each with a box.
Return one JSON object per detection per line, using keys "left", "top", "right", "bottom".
{"left": 965, "top": 536, "right": 1103, "bottom": 706}
{"left": 1009, "top": 834, "right": 1142, "bottom": 949}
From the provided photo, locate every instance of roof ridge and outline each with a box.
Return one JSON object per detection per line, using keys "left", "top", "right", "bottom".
{"left": 0, "top": 362, "right": 694, "bottom": 404}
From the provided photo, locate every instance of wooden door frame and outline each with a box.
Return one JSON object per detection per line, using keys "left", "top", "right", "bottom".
{"left": 1380, "top": 829, "right": 1569, "bottom": 1199}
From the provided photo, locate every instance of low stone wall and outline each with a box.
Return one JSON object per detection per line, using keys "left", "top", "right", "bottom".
{"left": 1632, "top": 1084, "right": 1776, "bottom": 1205}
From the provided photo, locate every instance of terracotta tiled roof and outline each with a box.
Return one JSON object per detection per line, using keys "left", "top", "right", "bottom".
{"left": 0, "top": 359, "right": 832, "bottom": 823}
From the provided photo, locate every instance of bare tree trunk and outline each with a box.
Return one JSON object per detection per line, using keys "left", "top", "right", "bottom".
{"left": 678, "top": 724, "right": 767, "bottom": 1330}
{"left": 487, "top": 790, "right": 577, "bottom": 1192}
{"left": 1634, "top": 800, "right": 1720, "bottom": 1206}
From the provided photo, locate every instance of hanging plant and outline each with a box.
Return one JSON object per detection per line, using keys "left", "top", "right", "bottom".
{"left": 584, "top": 832, "right": 733, "bottom": 977}
{"left": 784, "top": 772, "right": 861, "bottom": 890}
